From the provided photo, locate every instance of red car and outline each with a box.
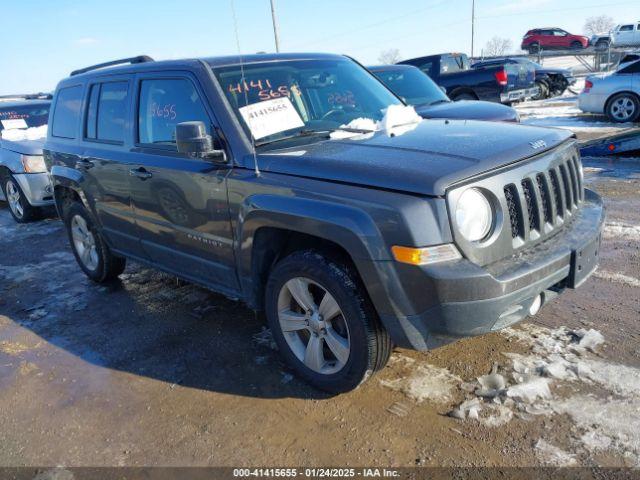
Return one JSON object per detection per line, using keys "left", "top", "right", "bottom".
{"left": 522, "top": 28, "right": 589, "bottom": 53}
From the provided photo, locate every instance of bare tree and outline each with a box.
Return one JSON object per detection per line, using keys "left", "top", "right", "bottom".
{"left": 483, "top": 37, "right": 513, "bottom": 57}
{"left": 584, "top": 15, "right": 615, "bottom": 36}
{"left": 378, "top": 48, "right": 401, "bottom": 64}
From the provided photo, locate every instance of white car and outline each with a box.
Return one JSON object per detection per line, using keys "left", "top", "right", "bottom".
{"left": 579, "top": 59, "right": 640, "bottom": 123}
{"left": 610, "top": 22, "right": 640, "bottom": 47}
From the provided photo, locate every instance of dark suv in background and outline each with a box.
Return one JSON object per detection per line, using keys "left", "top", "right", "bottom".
{"left": 44, "top": 54, "right": 604, "bottom": 393}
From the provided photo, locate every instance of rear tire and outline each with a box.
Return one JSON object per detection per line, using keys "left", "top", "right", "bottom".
{"left": 1, "top": 175, "right": 39, "bottom": 223}
{"left": 64, "top": 202, "right": 126, "bottom": 282}
{"left": 265, "top": 250, "right": 391, "bottom": 393}
{"left": 606, "top": 93, "right": 640, "bottom": 123}
{"left": 528, "top": 43, "right": 540, "bottom": 54}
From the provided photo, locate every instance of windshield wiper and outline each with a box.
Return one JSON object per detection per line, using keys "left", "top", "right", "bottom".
{"left": 254, "top": 129, "right": 333, "bottom": 147}
{"left": 255, "top": 127, "right": 374, "bottom": 147}
{"left": 429, "top": 99, "right": 451, "bottom": 106}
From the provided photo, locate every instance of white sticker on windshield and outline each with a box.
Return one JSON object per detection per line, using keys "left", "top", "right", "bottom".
{"left": 1, "top": 118, "right": 28, "bottom": 130}
{"left": 239, "top": 97, "right": 304, "bottom": 140}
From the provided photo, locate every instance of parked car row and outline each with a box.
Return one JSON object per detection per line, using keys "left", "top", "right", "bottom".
{"left": 1, "top": 53, "right": 605, "bottom": 395}
{"left": 522, "top": 23, "right": 640, "bottom": 53}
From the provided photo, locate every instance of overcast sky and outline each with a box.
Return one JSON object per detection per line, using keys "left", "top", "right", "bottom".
{"left": 0, "top": 0, "right": 637, "bottom": 95}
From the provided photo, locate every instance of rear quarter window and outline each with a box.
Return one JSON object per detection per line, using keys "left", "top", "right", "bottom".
{"left": 51, "top": 85, "right": 83, "bottom": 139}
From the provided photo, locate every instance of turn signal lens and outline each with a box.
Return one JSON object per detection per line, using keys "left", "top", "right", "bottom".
{"left": 392, "top": 244, "right": 462, "bottom": 266}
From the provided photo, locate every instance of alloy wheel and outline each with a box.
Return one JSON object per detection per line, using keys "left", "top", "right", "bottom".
{"left": 71, "top": 215, "right": 99, "bottom": 271}
{"left": 611, "top": 97, "right": 637, "bottom": 122}
{"left": 6, "top": 180, "right": 24, "bottom": 219}
{"left": 277, "top": 277, "right": 350, "bottom": 375}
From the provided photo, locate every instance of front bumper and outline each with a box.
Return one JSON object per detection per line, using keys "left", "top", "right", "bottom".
{"left": 501, "top": 86, "right": 540, "bottom": 103}
{"left": 12, "top": 173, "right": 54, "bottom": 207}
{"left": 378, "top": 189, "right": 605, "bottom": 350}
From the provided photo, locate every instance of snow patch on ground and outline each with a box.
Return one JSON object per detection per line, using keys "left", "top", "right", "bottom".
{"left": 381, "top": 356, "right": 461, "bottom": 403}
{"left": 594, "top": 270, "right": 640, "bottom": 288}
{"left": 535, "top": 439, "right": 578, "bottom": 467}
{"left": 499, "top": 324, "right": 640, "bottom": 464}
{"left": 554, "top": 396, "right": 640, "bottom": 465}
{"left": 603, "top": 222, "right": 640, "bottom": 241}
{"left": 0, "top": 125, "right": 47, "bottom": 141}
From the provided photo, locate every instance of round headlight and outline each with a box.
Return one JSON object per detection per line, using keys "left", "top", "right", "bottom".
{"left": 455, "top": 188, "right": 493, "bottom": 242}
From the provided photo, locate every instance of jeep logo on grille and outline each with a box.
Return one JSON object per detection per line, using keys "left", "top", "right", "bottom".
{"left": 530, "top": 140, "right": 547, "bottom": 150}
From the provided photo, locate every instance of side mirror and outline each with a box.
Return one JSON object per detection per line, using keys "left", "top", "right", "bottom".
{"left": 175, "top": 121, "right": 226, "bottom": 162}
{"left": 439, "top": 86, "right": 447, "bottom": 94}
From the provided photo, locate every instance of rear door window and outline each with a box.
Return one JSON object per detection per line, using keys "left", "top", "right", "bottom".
{"left": 52, "top": 85, "right": 83, "bottom": 138}
{"left": 137, "top": 78, "right": 210, "bottom": 147}
{"left": 85, "top": 81, "right": 129, "bottom": 143}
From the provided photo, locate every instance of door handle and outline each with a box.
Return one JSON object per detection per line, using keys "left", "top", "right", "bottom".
{"left": 75, "top": 157, "right": 94, "bottom": 170}
{"left": 129, "top": 167, "right": 153, "bottom": 180}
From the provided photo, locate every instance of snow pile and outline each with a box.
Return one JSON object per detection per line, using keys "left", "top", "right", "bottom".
{"left": 381, "top": 356, "right": 461, "bottom": 403}
{"left": 1, "top": 125, "right": 47, "bottom": 141}
{"left": 330, "top": 105, "right": 422, "bottom": 140}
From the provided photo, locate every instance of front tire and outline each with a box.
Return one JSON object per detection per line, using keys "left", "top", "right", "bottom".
{"left": 2, "top": 175, "right": 39, "bottom": 223}
{"left": 533, "top": 80, "right": 550, "bottom": 100}
{"left": 265, "top": 250, "right": 391, "bottom": 393}
{"left": 64, "top": 202, "right": 126, "bottom": 282}
{"left": 606, "top": 93, "right": 640, "bottom": 123}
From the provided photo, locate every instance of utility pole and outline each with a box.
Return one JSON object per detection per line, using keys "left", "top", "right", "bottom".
{"left": 471, "top": 0, "right": 476, "bottom": 58}
{"left": 270, "top": 0, "right": 281, "bottom": 53}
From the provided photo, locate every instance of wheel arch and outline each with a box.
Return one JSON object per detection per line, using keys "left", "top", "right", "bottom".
{"left": 449, "top": 88, "right": 479, "bottom": 101}
{"left": 237, "top": 195, "right": 387, "bottom": 309}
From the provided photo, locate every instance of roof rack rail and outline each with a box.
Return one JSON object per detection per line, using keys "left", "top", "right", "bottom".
{"left": 0, "top": 92, "right": 53, "bottom": 100}
{"left": 70, "top": 55, "right": 154, "bottom": 76}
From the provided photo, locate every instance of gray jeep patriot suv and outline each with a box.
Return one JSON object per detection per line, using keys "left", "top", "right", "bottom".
{"left": 44, "top": 54, "right": 604, "bottom": 393}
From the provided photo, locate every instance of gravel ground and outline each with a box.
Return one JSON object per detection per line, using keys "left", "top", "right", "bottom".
{"left": 0, "top": 155, "right": 639, "bottom": 468}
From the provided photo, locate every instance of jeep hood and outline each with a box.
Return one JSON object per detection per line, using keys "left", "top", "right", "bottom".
{"left": 255, "top": 119, "right": 573, "bottom": 196}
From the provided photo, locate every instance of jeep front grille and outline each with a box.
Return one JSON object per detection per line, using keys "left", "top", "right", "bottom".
{"left": 447, "top": 142, "right": 585, "bottom": 267}
{"left": 504, "top": 154, "right": 583, "bottom": 244}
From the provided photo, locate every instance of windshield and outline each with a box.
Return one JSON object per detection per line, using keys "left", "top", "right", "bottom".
{"left": 372, "top": 67, "right": 449, "bottom": 107}
{"left": 213, "top": 58, "right": 402, "bottom": 146}
{"left": 0, "top": 103, "right": 50, "bottom": 131}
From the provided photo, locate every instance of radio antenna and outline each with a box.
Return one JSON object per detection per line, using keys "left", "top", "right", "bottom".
{"left": 230, "top": 0, "right": 260, "bottom": 177}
